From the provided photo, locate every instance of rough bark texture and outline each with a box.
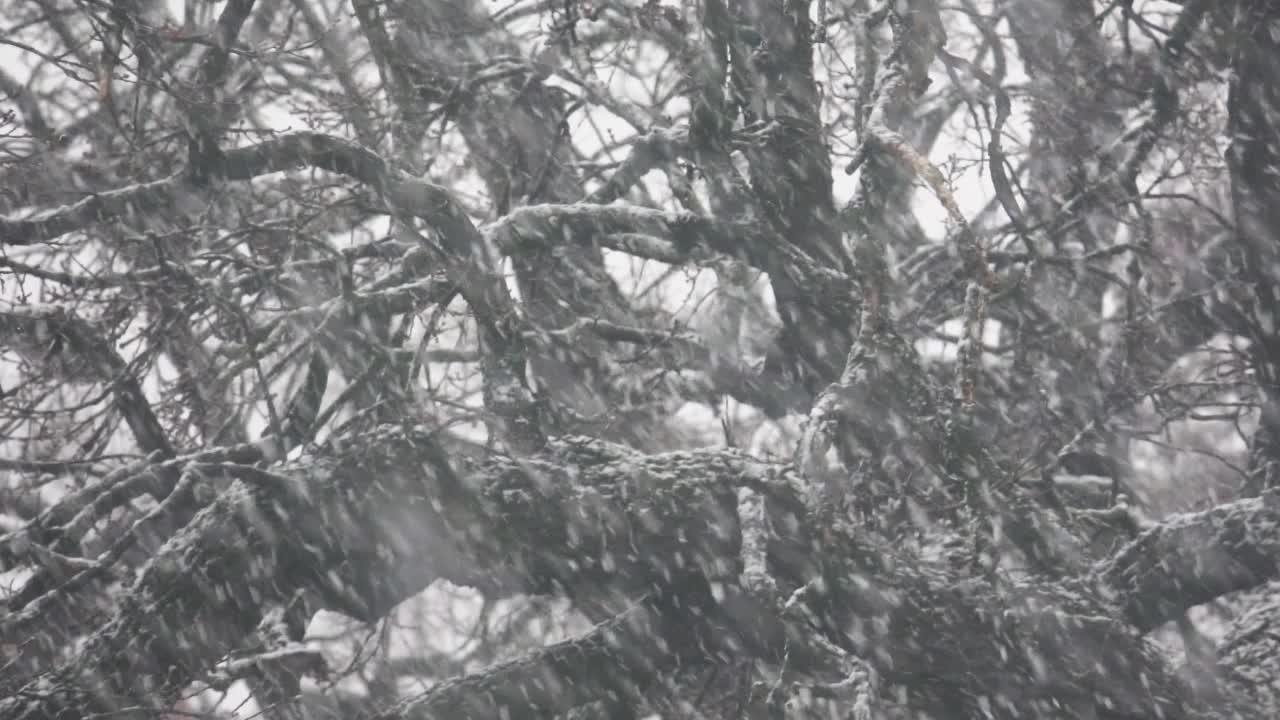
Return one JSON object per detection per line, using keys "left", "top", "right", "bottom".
{"left": 5, "top": 422, "right": 1273, "bottom": 718}
{"left": 3, "top": 1, "right": 1280, "bottom": 718}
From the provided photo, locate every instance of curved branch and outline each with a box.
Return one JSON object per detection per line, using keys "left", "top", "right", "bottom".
{"left": 383, "top": 601, "right": 667, "bottom": 720}
{"left": 1100, "top": 488, "right": 1280, "bottom": 633}
{"left": 0, "top": 306, "right": 172, "bottom": 460}
{"left": 4, "top": 424, "right": 1266, "bottom": 719}
{"left": 0, "top": 135, "right": 853, "bottom": 424}
{"left": 489, "top": 202, "right": 862, "bottom": 324}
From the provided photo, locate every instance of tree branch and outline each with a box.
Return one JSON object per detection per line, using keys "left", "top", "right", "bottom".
{"left": 0, "top": 306, "right": 172, "bottom": 460}
{"left": 382, "top": 601, "right": 667, "bottom": 720}
{"left": 0, "top": 135, "right": 851, "bottom": 423}
{"left": 3, "top": 424, "right": 1268, "bottom": 718}
{"left": 1101, "top": 488, "right": 1280, "bottom": 633}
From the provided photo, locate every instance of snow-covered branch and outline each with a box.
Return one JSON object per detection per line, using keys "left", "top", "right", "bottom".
{"left": 1101, "top": 488, "right": 1280, "bottom": 632}
{"left": 3, "top": 423, "right": 1270, "bottom": 718}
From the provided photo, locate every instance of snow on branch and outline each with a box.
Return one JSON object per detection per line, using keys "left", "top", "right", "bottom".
{"left": 489, "top": 201, "right": 862, "bottom": 323}
{"left": 3, "top": 421, "right": 1271, "bottom": 718}
{"left": 0, "top": 426, "right": 493, "bottom": 716}
{"left": 0, "top": 428, "right": 788, "bottom": 717}
{"left": 1100, "top": 488, "right": 1280, "bottom": 632}
{"left": 1, "top": 131, "right": 853, "bottom": 296}
{"left": 0, "top": 134, "right": 860, "bottom": 324}
{"left": 0, "top": 133, "right": 839, "bottom": 425}
{"left": 382, "top": 601, "right": 667, "bottom": 720}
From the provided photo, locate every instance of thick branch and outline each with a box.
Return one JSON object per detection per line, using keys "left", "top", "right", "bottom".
{"left": 0, "top": 136, "right": 847, "bottom": 421}
{"left": 1100, "top": 488, "right": 1280, "bottom": 632}
{"left": 182, "top": 0, "right": 256, "bottom": 182}
{"left": 382, "top": 602, "right": 667, "bottom": 719}
{"left": 490, "top": 202, "right": 861, "bottom": 325}
{"left": 4, "top": 426, "right": 1265, "bottom": 719}
{"left": 0, "top": 427, "right": 492, "bottom": 716}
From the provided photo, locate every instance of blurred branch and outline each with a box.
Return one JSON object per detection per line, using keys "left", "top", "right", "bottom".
{"left": 385, "top": 601, "right": 663, "bottom": 720}
{"left": 289, "top": 0, "right": 378, "bottom": 147}
{"left": 587, "top": 125, "right": 689, "bottom": 204}
{"left": 1101, "top": 487, "right": 1280, "bottom": 632}
{"left": 0, "top": 134, "right": 849, "bottom": 423}
{"left": 0, "top": 306, "right": 172, "bottom": 460}
{"left": 0, "top": 424, "right": 1255, "bottom": 718}
{"left": 181, "top": 0, "right": 257, "bottom": 184}
{"left": 0, "top": 131, "right": 544, "bottom": 450}
{"left": 0, "top": 67, "right": 54, "bottom": 142}
{"left": 489, "top": 201, "right": 861, "bottom": 325}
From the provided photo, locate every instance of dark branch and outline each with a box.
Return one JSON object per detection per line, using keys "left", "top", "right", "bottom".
{"left": 1101, "top": 488, "right": 1280, "bottom": 632}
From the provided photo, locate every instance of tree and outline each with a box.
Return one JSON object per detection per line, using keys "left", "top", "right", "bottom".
{"left": 1, "top": 0, "right": 1279, "bottom": 717}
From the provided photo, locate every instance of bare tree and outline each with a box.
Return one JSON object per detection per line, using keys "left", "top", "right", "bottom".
{"left": 1, "top": 0, "right": 1279, "bottom": 717}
